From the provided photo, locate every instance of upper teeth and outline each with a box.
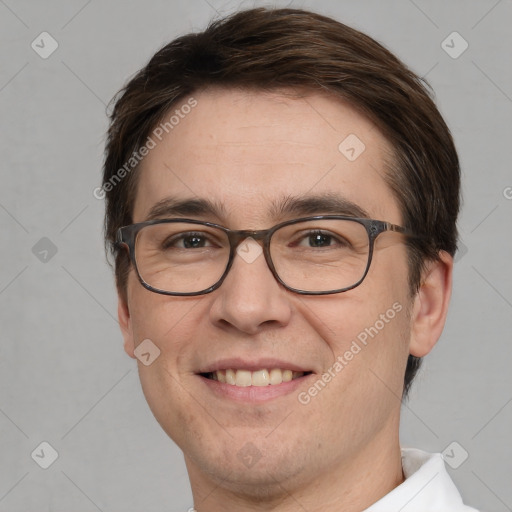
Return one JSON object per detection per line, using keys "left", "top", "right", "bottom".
{"left": 211, "top": 369, "right": 304, "bottom": 387}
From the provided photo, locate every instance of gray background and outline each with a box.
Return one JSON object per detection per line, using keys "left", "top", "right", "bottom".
{"left": 0, "top": 0, "right": 511, "bottom": 510}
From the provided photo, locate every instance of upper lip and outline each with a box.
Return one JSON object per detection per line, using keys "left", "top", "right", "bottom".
{"left": 196, "top": 358, "right": 314, "bottom": 374}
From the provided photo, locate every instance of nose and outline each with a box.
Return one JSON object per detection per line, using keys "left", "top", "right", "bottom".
{"left": 208, "top": 239, "right": 292, "bottom": 334}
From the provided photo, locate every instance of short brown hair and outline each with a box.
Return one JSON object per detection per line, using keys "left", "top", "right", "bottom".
{"left": 102, "top": 7, "right": 460, "bottom": 397}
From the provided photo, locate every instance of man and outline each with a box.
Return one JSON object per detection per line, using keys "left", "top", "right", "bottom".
{"left": 101, "top": 7, "right": 478, "bottom": 511}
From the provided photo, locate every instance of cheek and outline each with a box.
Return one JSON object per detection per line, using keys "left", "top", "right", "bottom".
{"left": 125, "top": 276, "right": 203, "bottom": 383}
{"left": 295, "top": 299, "right": 411, "bottom": 444}
{"left": 316, "top": 299, "right": 410, "bottom": 380}
{"left": 299, "top": 276, "right": 409, "bottom": 360}
{"left": 127, "top": 271, "right": 202, "bottom": 352}
{"left": 128, "top": 288, "right": 209, "bottom": 441}
{"left": 137, "top": 362, "right": 199, "bottom": 448}
{"left": 294, "top": 247, "right": 412, "bottom": 406}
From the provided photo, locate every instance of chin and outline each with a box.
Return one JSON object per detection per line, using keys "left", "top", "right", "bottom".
{"left": 184, "top": 434, "right": 315, "bottom": 497}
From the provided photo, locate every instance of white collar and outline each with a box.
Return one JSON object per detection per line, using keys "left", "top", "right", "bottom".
{"left": 363, "top": 448, "right": 479, "bottom": 511}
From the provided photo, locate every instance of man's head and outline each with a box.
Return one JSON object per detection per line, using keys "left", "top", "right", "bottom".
{"left": 102, "top": 7, "right": 459, "bottom": 506}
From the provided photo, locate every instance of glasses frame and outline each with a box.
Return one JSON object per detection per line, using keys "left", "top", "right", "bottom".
{"left": 116, "top": 215, "right": 417, "bottom": 296}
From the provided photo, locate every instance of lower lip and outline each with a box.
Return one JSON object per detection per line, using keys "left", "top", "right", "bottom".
{"left": 198, "top": 374, "right": 312, "bottom": 403}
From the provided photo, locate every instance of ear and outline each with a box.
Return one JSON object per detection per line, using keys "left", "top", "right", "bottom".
{"left": 118, "top": 291, "right": 136, "bottom": 359}
{"left": 409, "top": 251, "right": 453, "bottom": 357}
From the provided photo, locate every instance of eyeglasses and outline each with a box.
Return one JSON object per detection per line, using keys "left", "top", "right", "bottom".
{"left": 116, "top": 216, "right": 417, "bottom": 296}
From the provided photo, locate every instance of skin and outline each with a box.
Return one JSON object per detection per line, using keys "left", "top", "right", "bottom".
{"left": 118, "top": 88, "right": 453, "bottom": 512}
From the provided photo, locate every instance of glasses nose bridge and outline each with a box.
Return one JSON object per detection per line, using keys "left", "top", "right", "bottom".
{"left": 227, "top": 228, "right": 270, "bottom": 249}
{"left": 226, "top": 228, "right": 276, "bottom": 278}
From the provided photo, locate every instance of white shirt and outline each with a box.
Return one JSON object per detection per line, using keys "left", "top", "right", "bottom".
{"left": 364, "top": 448, "right": 479, "bottom": 511}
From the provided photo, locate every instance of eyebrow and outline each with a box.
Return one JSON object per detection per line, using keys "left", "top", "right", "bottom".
{"left": 271, "top": 193, "right": 371, "bottom": 219}
{"left": 144, "top": 193, "right": 371, "bottom": 223}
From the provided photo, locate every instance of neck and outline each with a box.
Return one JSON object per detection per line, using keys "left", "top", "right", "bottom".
{"left": 186, "top": 428, "right": 404, "bottom": 512}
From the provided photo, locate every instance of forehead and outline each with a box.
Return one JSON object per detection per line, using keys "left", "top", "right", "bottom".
{"left": 133, "top": 88, "right": 401, "bottom": 226}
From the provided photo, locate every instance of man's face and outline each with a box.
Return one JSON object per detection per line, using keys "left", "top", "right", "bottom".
{"left": 120, "top": 88, "right": 415, "bottom": 492}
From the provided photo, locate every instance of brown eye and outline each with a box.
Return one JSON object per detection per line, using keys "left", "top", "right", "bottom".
{"left": 163, "top": 232, "right": 214, "bottom": 249}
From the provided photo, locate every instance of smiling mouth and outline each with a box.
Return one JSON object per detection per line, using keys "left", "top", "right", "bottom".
{"left": 201, "top": 369, "right": 312, "bottom": 387}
